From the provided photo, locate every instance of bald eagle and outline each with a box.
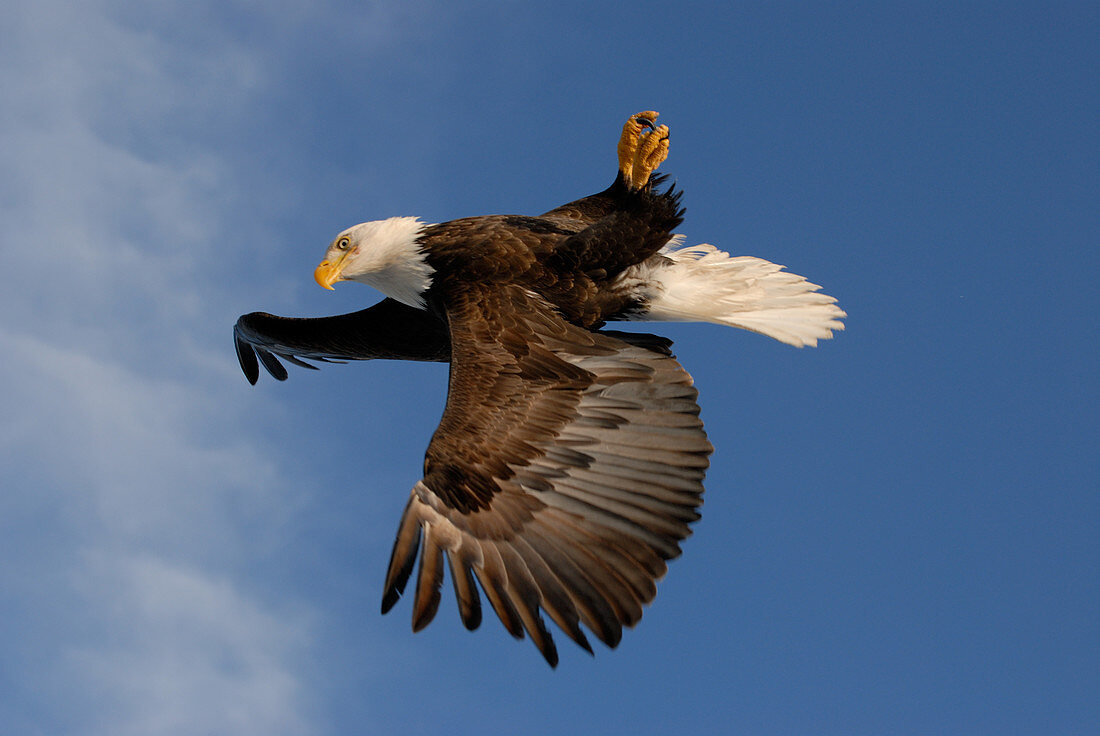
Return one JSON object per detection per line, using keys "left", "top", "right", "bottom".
{"left": 234, "top": 112, "right": 845, "bottom": 665}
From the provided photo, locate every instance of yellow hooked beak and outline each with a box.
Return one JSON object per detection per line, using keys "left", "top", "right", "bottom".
{"left": 314, "top": 253, "right": 348, "bottom": 290}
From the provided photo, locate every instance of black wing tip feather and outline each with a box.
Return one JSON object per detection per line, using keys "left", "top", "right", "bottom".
{"left": 233, "top": 330, "right": 260, "bottom": 385}
{"left": 381, "top": 502, "right": 423, "bottom": 615}
{"left": 255, "top": 348, "right": 289, "bottom": 381}
{"left": 574, "top": 630, "right": 595, "bottom": 657}
{"left": 381, "top": 589, "right": 401, "bottom": 615}
{"left": 411, "top": 605, "right": 440, "bottom": 633}
{"left": 381, "top": 561, "right": 415, "bottom": 615}
{"left": 542, "top": 639, "right": 560, "bottom": 668}
{"left": 234, "top": 315, "right": 287, "bottom": 383}
{"left": 461, "top": 607, "right": 482, "bottom": 631}
{"left": 234, "top": 312, "right": 319, "bottom": 383}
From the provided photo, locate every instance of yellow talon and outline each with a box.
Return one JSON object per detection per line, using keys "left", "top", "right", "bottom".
{"left": 617, "top": 111, "right": 668, "bottom": 190}
{"left": 630, "top": 123, "right": 669, "bottom": 190}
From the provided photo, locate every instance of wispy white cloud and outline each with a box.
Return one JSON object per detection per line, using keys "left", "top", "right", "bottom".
{"left": 68, "top": 553, "right": 313, "bottom": 736}
{"left": 0, "top": 1, "right": 375, "bottom": 733}
{"left": 0, "top": 321, "right": 318, "bottom": 734}
{"left": 1, "top": 327, "right": 290, "bottom": 549}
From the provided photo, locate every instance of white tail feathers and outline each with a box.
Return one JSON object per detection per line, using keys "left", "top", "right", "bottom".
{"left": 628, "top": 240, "right": 847, "bottom": 347}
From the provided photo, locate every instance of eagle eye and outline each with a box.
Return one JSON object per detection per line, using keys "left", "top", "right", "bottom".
{"left": 337, "top": 237, "right": 351, "bottom": 250}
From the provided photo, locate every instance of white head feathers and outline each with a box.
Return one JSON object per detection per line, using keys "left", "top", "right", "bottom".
{"left": 326, "top": 216, "right": 434, "bottom": 308}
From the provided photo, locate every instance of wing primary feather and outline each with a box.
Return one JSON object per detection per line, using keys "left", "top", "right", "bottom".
{"left": 446, "top": 548, "right": 482, "bottom": 631}
{"left": 412, "top": 531, "right": 445, "bottom": 632}
{"left": 256, "top": 348, "right": 289, "bottom": 381}
{"left": 381, "top": 497, "right": 423, "bottom": 614}
{"left": 509, "top": 537, "right": 593, "bottom": 655}
{"left": 576, "top": 539, "right": 657, "bottom": 613}
{"left": 471, "top": 544, "right": 526, "bottom": 640}
{"left": 522, "top": 524, "right": 623, "bottom": 648}
{"left": 496, "top": 543, "right": 559, "bottom": 666}
{"left": 592, "top": 541, "right": 660, "bottom": 605}
{"left": 531, "top": 519, "right": 645, "bottom": 629}
{"left": 234, "top": 333, "right": 260, "bottom": 385}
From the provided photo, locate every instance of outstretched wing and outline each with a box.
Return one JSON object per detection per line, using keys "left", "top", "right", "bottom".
{"left": 381, "top": 284, "right": 711, "bottom": 666}
{"left": 234, "top": 298, "right": 449, "bottom": 384}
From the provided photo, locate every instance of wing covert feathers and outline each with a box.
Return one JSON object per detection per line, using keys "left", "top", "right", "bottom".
{"left": 381, "top": 285, "right": 711, "bottom": 666}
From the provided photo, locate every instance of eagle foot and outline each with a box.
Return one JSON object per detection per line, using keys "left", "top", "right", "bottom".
{"left": 617, "top": 111, "right": 669, "bottom": 190}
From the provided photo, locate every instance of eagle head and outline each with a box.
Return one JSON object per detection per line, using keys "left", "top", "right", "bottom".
{"left": 313, "top": 216, "right": 434, "bottom": 308}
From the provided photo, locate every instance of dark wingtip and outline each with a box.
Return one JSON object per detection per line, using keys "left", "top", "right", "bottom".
{"left": 233, "top": 326, "right": 260, "bottom": 385}
{"left": 462, "top": 607, "right": 482, "bottom": 631}
{"left": 256, "top": 348, "right": 289, "bottom": 381}
{"left": 411, "top": 603, "right": 440, "bottom": 633}
{"left": 381, "top": 588, "right": 401, "bottom": 615}
{"left": 381, "top": 506, "right": 422, "bottom": 615}
{"left": 574, "top": 628, "right": 594, "bottom": 656}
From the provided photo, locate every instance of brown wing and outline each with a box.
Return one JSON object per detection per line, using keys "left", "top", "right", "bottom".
{"left": 381, "top": 284, "right": 711, "bottom": 666}
{"left": 234, "top": 298, "right": 449, "bottom": 384}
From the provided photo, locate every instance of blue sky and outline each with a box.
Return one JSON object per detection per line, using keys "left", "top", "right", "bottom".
{"left": 1, "top": 1, "right": 1096, "bottom": 734}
